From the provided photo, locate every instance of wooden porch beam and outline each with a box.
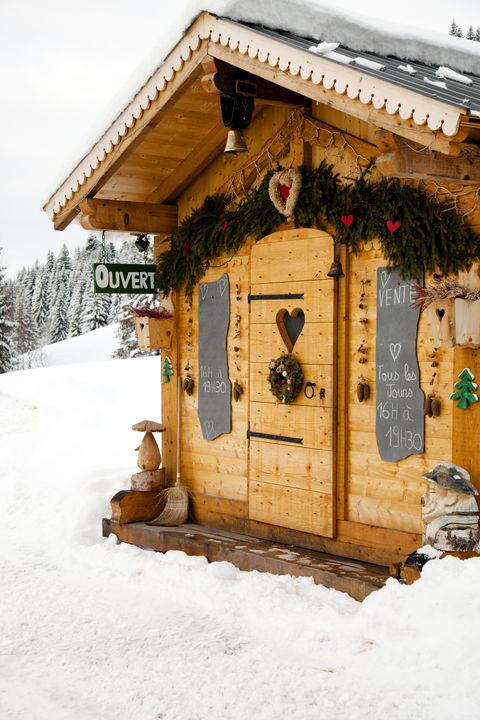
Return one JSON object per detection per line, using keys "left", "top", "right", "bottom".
{"left": 376, "top": 137, "right": 480, "bottom": 184}
{"left": 78, "top": 199, "right": 178, "bottom": 234}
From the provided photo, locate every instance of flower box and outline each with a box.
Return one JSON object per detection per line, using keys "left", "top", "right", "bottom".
{"left": 425, "top": 299, "right": 455, "bottom": 349}
{"left": 134, "top": 315, "right": 174, "bottom": 351}
{"left": 454, "top": 298, "right": 480, "bottom": 348}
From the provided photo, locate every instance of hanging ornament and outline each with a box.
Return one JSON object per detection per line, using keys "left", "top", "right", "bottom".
{"left": 183, "top": 376, "right": 194, "bottom": 395}
{"left": 268, "top": 168, "right": 302, "bottom": 219}
{"left": 356, "top": 377, "right": 370, "bottom": 402}
{"left": 267, "top": 352, "right": 303, "bottom": 404}
{"left": 183, "top": 241, "right": 190, "bottom": 255}
{"left": 341, "top": 213, "right": 354, "bottom": 227}
{"left": 220, "top": 220, "right": 229, "bottom": 233}
{"left": 233, "top": 380, "right": 244, "bottom": 402}
{"left": 386, "top": 219, "right": 401, "bottom": 234}
{"left": 162, "top": 356, "right": 174, "bottom": 383}
{"left": 450, "top": 367, "right": 479, "bottom": 409}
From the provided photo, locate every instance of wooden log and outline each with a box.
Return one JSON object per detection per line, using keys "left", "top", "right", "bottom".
{"left": 78, "top": 198, "right": 178, "bottom": 234}
{"left": 130, "top": 468, "right": 167, "bottom": 491}
{"left": 376, "top": 140, "right": 480, "bottom": 183}
{"left": 110, "top": 489, "right": 166, "bottom": 524}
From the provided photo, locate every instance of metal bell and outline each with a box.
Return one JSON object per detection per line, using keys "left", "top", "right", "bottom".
{"left": 327, "top": 243, "right": 345, "bottom": 278}
{"left": 327, "top": 260, "right": 345, "bottom": 278}
{"left": 224, "top": 129, "right": 248, "bottom": 155}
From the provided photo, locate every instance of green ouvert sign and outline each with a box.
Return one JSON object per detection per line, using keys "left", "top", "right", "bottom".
{"left": 92, "top": 263, "right": 157, "bottom": 294}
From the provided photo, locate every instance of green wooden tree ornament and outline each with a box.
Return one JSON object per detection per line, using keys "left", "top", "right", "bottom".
{"left": 450, "top": 368, "right": 479, "bottom": 409}
{"left": 162, "top": 356, "right": 174, "bottom": 384}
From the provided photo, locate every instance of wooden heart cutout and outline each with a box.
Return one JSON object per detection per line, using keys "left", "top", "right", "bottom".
{"left": 436, "top": 308, "right": 445, "bottom": 321}
{"left": 276, "top": 308, "right": 305, "bottom": 352}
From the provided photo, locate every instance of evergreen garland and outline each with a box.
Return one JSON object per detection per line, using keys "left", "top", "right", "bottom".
{"left": 156, "top": 163, "right": 480, "bottom": 295}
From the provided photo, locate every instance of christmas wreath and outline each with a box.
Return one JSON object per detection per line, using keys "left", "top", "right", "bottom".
{"left": 268, "top": 353, "right": 303, "bottom": 404}
{"left": 268, "top": 168, "right": 302, "bottom": 218}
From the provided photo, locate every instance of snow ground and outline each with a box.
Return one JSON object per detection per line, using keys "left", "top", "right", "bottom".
{"left": 1, "top": 335, "right": 480, "bottom": 719}
{"left": 22, "top": 323, "right": 120, "bottom": 368}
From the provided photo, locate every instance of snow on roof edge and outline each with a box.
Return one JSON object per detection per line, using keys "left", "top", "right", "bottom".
{"left": 44, "top": 0, "right": 480, "bottom": 216}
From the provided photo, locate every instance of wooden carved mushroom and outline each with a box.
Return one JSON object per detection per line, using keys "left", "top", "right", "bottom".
{"left": 131, "top": 420, "right": 167, "bottom": 491}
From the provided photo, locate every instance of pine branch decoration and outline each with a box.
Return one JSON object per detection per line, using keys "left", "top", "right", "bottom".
{"left": 156, "top": 164, "right": 480, "bottom": 296}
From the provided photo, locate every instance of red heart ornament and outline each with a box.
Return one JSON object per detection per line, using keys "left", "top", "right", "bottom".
{"left": 386, "top": 220, "right": 401, "bottom": 233}
{"left": 341, "top": 214, "right": 354, "bottom": 227}
{"left": 279, "top": 184, "right": 290, "bottom": 201}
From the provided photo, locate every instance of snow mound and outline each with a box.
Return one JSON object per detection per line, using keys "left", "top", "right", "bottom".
{"left": 24, "top": 323, "right": 119, "bottom": 368}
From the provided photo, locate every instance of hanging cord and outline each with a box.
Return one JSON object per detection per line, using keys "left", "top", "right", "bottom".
{"left": 101, "top": 230, "right": 107, "bottom": 262}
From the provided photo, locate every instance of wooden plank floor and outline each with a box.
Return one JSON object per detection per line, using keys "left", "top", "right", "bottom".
{"left": 102, "top": 520, "right": 389, "bottom": 601}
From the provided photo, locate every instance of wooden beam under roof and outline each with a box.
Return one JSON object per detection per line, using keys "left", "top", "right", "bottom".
{"left": 208, "top": 43, "right": 469, "bottom": 156}
{"left": 376, "top": 136, "right": 480, "bottom": 184}
{"left": 78, "top": 199, "right": 178, "bottom": 234}
{"left": 146, "top": 120, "right": 227, "bottom": 204}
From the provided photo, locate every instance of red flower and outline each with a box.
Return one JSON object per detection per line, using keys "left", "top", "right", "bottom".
{"left": 279, "top": 184, "right": 290, "bottom": 201}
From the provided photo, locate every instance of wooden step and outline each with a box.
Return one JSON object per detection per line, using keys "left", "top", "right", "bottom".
{"left": 102, "top": 520, "right": 390, "bottom": 601}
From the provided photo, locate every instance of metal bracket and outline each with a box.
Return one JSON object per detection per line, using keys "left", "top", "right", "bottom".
{"left": 247, "top": 430, "right": 303, "bottom": 444}
{"left": 248, "top": 292, "right": 304, "bottom": 303}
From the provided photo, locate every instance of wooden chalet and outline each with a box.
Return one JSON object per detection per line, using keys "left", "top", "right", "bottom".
{"left": 43, "top": 10, "right": 480, "bottom": 600}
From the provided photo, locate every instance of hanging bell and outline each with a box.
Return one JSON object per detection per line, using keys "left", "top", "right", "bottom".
{"left": 224, "top": 129, "right": 248, "bottom": 155}
{"left": 327, "top": 242, "right": 345, "bottom": 278}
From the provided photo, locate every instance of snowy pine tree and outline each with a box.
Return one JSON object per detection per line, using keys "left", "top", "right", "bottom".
{"left": 449, "top": 19, "right": 463, "bottom": 37}
{"left": 68, "top": 272, "right": 87, "bottom": 337}
{"left": 13, "top": 290, "right": 39, "bottom": 358}
{"left": 32, "top": 265, "right": 50, "bottom": 338}
{"left": 81, "top": 289, "right": 111, "bottom": 333}
{"left": 466, "top": 25, "right": 476, "bottom": 40}
{"left": 49, "top": 284, "right": 70, "bottom": 343}
{"left": 476, "top": 27, "right": 480, "bottom": 42}
{"left": 0, "top": 252, "right": 15, "bottom": 373}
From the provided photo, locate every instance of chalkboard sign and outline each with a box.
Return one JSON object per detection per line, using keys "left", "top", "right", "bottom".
{"left": 376, "top": 267, "right": 424, "bottom": 462}
{"left": 198, "top": 274, "right": 231, "bottom": 441}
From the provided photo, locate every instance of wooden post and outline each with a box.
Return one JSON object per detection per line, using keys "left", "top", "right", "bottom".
{"left": 153, "top": 235, "right": 178, "bottom": 487}
{"left": 452, "top": 348, "right": 480, "bottom": 491}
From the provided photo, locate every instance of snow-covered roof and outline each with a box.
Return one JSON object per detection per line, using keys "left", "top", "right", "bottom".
{"left": 252, "top": 22, "right": 480, "bottom": 116}
{"left": 43, "top": 2, "right": 480, "bottom": 223}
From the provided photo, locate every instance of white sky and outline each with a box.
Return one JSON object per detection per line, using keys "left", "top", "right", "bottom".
{"left": 0, "top": 0, "right": 478, "bottom": 276}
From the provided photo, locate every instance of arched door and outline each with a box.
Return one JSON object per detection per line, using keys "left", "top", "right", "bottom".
{"left": 248, "top": 228, "right": 336, "bottom": 537}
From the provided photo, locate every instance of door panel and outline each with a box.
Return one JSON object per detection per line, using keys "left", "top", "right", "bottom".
{"left": 250, "top": 481, "right": 334, "bottom": 537}
{"left": 250, "top": 322, "right": 334, "bottom": 365}
{"left": 250, "top": 441, "right": 333, "bottom": 493}
{"left": 248, "top": 229, "right": 336, "bottom": 538}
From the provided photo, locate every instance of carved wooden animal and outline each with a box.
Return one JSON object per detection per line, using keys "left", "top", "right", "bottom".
{"left": 422, "top": 464, "right": 479, "bottom": 552}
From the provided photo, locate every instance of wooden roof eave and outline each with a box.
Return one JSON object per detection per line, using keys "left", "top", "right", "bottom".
{"left": 44, "top": 12, "right": 471, "bottom": 231}
{"left": 43, "top": 14, "right": 216, "bottom": 230}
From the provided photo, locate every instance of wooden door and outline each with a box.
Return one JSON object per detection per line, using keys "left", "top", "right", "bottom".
{"left": 248, "top": 228, "right": 336, "bottom": 538}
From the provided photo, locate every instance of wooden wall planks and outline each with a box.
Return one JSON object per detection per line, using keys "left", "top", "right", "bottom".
{"left": 164, "top": 101, "right": 479, "bottom": 566}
